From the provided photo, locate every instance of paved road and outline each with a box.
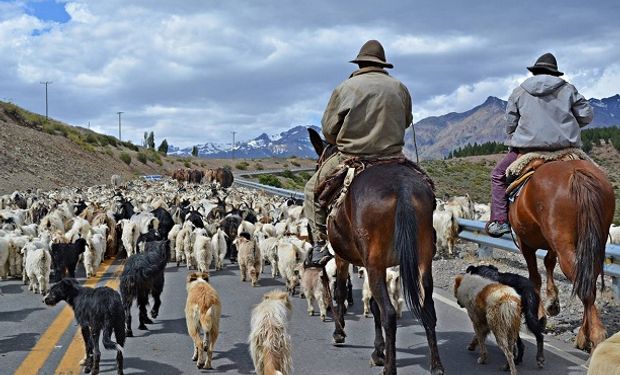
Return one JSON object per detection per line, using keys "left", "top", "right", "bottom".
{"left": 1, "top": 258, "right": 590, "bottom": 375}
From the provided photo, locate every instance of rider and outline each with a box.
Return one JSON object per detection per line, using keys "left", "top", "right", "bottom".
{"left": 304, "top": 39, "right": 413, "bottom": 267}
{"left": 486, "top": 52, "right": 593, "bottom": 237}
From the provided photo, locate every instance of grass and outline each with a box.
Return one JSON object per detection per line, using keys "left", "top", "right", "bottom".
{"left": 119, "top": 152, "right": 131, "bottom": 165}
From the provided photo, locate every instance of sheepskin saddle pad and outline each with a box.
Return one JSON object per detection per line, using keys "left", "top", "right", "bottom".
{"left": 315, "top": 155, "right": 435, "bottom": 212}
{"left": 505, "top": 148, "right": 590, "bottom": 197}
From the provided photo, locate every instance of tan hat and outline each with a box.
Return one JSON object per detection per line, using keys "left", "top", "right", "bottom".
{"left": 349, "top": 40, "right": 393, "bottom": 69}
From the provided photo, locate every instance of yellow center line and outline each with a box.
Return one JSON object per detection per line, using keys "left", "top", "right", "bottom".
{"left": 13, "top": 259, "right": 116, "bottom": 375}
{"left": 54, "top": 263, "right": 125, "bottom": 375}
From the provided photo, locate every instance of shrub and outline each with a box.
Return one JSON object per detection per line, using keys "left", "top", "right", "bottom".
{"left": 281, "top": 169, "right": 295, "bottom": 179}
{"left": 255, "top": 162, "right": 264, "bottom": 170}
{"left": 121, "top": 141, "right": 139, "bottom": 151}
{"left": 146, "top": 150, "right": 162, "bottom": 165}
{"left": 258, "top": 174, "right": 282, "bottom": 188}
{"left": 119, "top": 152, "right": 131, "bottom": 165}
{"left": 298, "top": 171, "right": 312, "bottom": 181}
{"left": 184, "top": 160, "right": 191, "bottom": 168}
{"left": 85, "top": 133, "right": 99, "bottom": 145}
{"left": 137, "top": 152, "right": 148, "bottom": 164}
{"left": 104, "top": 147, "right": 114, "bottom": 157}
{"left": 235, "top": 161, "right": 250, "bottom": 170}
{"left": 290, "top": 160, "right": 301, "bottom": 167}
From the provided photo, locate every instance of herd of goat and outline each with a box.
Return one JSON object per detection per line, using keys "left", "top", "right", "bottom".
{"left": 1, "top": 175, "right": 619, "bottom": 375}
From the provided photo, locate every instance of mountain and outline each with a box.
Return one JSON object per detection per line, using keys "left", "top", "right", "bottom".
{"left": 171, "top": 94, "right": 620, "bottom": 160}
{"left": 404, "top": 94, "right": 620, "bottom": 159}
{"left": 169, "top": 125, "right": 321, "bottom": 158}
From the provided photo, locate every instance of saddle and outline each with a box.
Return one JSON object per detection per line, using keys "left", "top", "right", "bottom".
{"left": 505, "top": 148, "right": 591, "bottom": 198}
{"left": 315, "top": 155, "right": 435, "bottom": 212}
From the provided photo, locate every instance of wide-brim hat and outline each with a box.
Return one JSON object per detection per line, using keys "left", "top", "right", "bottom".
{"left": 349, "top": 39, "right": 394, "bottom": 69}
{"left": 527, "top": 52, "right": 564, "bottom": 76}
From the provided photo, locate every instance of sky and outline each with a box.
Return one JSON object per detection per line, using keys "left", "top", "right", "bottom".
{"left": 1, "top": 0, "right": 619, "bottom": 148}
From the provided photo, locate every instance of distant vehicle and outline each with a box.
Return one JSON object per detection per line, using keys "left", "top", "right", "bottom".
{"left": 142, "top": 175, "right": 163, "bottom": 181}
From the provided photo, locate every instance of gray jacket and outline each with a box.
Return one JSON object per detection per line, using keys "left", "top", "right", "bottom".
{"left": 505, "top": 75, "right": 593, "bottom": 150}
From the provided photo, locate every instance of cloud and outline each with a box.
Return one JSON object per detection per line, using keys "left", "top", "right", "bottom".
{"left": 0, "top": 0, "right": 618, "bottom": 148}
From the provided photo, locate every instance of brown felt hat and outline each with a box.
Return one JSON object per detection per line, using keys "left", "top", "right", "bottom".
{"left": 527, "top": 52, "right": 564, "bottom": 76}
{"left": 349, "top": 40, "right": 393, "bottom": 69}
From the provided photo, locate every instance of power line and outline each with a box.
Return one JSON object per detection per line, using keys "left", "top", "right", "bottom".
{"left": 117, "top": 112, "right": 123, "bottom": 141}
{"left": 40, "top": 81, "right": 52, "bottom": 120}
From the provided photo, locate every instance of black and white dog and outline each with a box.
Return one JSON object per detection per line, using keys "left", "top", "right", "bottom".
{"left": 466, "top": 264, "right": 546, "bottom": 368}
{"left": 120, "top": 239, "right": 168, "bottom": 337}
{"left": 44, "top": 278, "right": 125, "bottom": 375}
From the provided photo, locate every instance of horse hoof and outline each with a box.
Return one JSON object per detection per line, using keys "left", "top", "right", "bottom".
{"left": 138, "top": 324, "right": 148, "bottom": 330}
{"left": 431, "top": 366, "right": 445, "bottom": 375}
{"left": 370, "top": 353, "right": 385, "bottom": 367}
{"left": 545, "top": 300, "right": 561, "bottom": 317}
{"left": 501, "top": 363, "right": 510, "bottom": 371}
{"left": 125, "top": 330, "right": 133, "bottom": 337}
{"left": 150, "top": 310, "right": 158, "bottom": 319}
{"left": 143, "top": 317, "right": 154, "bottom": 324}
{"left": 332, "top": 334, "right": 346, "bottom": 345}
{"left": 537, "top": 357, "right": 545, "bottom": 369}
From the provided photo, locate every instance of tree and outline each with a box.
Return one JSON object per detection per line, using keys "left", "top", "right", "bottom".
{"left": 191, "top": 145, "right": 199, "bottom": 157}
{"left": 147, "top": 131, "right": 155, "bottom": 149}
{"left": 158, "top": 139, "right": 169, "bottom": 155}
{"left": 143, "top": 131, "right": 148, "bottom": 147}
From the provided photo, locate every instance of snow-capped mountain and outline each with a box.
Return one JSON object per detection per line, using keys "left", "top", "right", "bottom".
{"left": 169, "top": 125, "right": 321, "bottom": 158}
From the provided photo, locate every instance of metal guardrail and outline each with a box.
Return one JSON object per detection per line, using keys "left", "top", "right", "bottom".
{"left": 229, "top": 178, "right": 620, "bottom": 297}
{"left": 235, "top": 167, "right": 314, "bottom": 177}
{"left": 458, "top": 218, "right": 620, "bottom": 297}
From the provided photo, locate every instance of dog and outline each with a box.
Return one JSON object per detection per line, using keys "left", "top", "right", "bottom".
{"left": 44, "top": 278, "right": 125, "bottom": 375}
{"left": 120, "top": 240, "right": 168, "bottom": 337}
{"left": 249, "top": 290, "right": 293, "bottom": 375}
{"left": 185, "top": 272, "right": 221, "bottom": 370}
{"left": 454, "top": 273, "right": 522, "bottom": 375}
{"left": 466, "top": 264, "right": 546, "bottom": 367}
{"left": 588, "top": 331, "right": 620, "bottom": 375}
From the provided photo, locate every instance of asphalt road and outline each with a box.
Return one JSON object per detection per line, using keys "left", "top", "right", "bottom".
{"left": 1, "top": 258, "right": 590, "bottom": 375}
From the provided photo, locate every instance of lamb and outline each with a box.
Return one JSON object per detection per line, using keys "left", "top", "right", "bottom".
{"left": 22, "top": 243, "right": 52, "bottom": 294}
{"left": 235, "top": 232, "right": 261, "bottom": 287}
{"left": 210, "top": 228, "right": 227, "bottom": 271}
{"left": 44, "top": 278, "right": 125, "bottom": 375}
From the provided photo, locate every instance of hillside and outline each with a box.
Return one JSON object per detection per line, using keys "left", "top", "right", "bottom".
{"left": 0, "top": 101, "right": 315, "bottom": 194}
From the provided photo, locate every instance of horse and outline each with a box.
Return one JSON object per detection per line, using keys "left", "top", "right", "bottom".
{"left": 308, "top": 128, "right": 444, "bottom": 375}
{"left": 509, "top": 159, "right": 615, "bottom": 350}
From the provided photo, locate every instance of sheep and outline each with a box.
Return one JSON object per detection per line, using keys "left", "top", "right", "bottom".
{"left": 22, "top": 243, "right": 52, "bottom": 294}
{"left": 235, "top": 233, "right": 261, "bottom": 287}
{"left": 193, "top": 228, "right": 212, "bottom": 272}
{"left": 211, "top": 228, "right": 227, "bottom": 271}
{"left": 433, "top": 208, "right": 459, "bottom": 256}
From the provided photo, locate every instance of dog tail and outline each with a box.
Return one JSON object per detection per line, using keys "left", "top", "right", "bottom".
{"left": 102, "top": 319, "right": 124, "bottom": 352}
{"left": 496, "top": 289, "right": 522, "bottom": 338}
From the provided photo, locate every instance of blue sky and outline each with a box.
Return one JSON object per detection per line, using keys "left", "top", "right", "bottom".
{"left": 0, "top": 0, "right": 619, "bottom": 147}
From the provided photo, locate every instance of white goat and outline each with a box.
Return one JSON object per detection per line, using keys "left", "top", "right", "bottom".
{"left": 22, "top": 244, "right": 51, "bottom": 294}
{"left": 193, "top": 228, "right": 211, "bottom": 272}
{"left": 211, "top": 228, "right": 227, "bottom": 271}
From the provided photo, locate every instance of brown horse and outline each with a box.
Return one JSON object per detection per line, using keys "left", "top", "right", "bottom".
{"left": 308, "top": 129, "right": 444, "bottom": 375}
{"left": 509, "top": 159, "right": 615, "bottom": 350}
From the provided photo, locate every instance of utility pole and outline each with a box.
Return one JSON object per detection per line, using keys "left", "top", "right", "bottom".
{"left": 40, "top": 81, "right": 52, "bottom": 120}
{"left": 117, "top": 112, "right": 123, "bottom": 141}
{"left": 232, "top": 131, "right": 237, "bottom": 160}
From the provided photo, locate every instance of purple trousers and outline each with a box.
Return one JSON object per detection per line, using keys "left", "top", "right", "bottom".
{"left": 490, "top": 150, "right": 519, "bottom": 222}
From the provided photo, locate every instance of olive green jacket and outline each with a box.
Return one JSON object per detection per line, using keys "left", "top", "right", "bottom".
{"left": 321, "top": 67, "right": 412, "bottom": 155}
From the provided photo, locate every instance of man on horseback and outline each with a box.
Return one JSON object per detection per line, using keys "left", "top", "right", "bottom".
{"left": 486, "top": 52, "right": 593, "bottom": 237}
{"left": 304, "top": 39, "right": 413, "bottom": 267}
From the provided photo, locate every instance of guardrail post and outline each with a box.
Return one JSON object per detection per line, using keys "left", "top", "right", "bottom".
{"left": 612, "top": 276, "right": 620, "bottom": 299}
{"left": 476, "top": 245, "right": 494, "bottom": 259}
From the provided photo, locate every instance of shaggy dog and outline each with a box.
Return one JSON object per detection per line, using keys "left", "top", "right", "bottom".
{"left": 454, "top": 273, "right": 522, "bottom": 375}
{"left": 588, "top": 331, "right": 620, "bottom": 375}
{"left": 50, "top": 238, "right": 87, "bottom": 281}
{"left": 44, "top": 278, "right": 125, "bottom": 375}
{"left": 185, "top": 272, "right": 221, "bottom": 370}
{"left": 249, "top": 290, "right": 293, "bottom": 375}
{"left": 120, "top": 240, "right": 168, "bottom": 337}
{"left": 466, "top": 264, "right": 546, "bottom": 367}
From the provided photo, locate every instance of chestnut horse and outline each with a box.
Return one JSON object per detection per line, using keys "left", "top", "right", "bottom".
{"left": 308, "top": 129, "right": 444, "bottom": 375}
{"left": 509, "top": 159, "right": 615, "bottom": 350}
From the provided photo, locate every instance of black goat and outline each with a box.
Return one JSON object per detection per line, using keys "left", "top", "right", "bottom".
{"left": 44, "top": 278, "right": 125, "bottom": 375}
{"left": 466, "top": 264, "right": 546, "bottom": 368}
{"left": 185, "top": 210, "right": 204, "bottom": 229}
{"left": 51, "top": 238, "right": 87, "bottom": 281}
{"left": 136, "top": 228, "right": 162, "bottom": 253}
{"left": 120, "top": 240, "right": 168, "bottom": 337}
{"left": 151, "top": 207, "right": 173, "bottom": 240}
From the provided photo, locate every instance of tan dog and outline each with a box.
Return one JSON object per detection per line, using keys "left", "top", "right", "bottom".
{"left": 454, "top": 273, "right": 522, "bottom": 375}
{"left": 185, "top": 272, "right": 221, "bottom": 370}
{"left": 249, "top": 290, "right": 293, "bottom": 375}
{"left": 588, "top": 331, "right": 620, "bottom": 375}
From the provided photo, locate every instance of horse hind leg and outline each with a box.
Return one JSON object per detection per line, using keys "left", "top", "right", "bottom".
{"left": 543, "top": 251, "right": 561, "bottom": 316}
{"left": 420, "top": 268, "right": 444, "bottom": 375}
{"left": 331, "top": 258, "right": 349, "bottom": 345}
{"left": 367, "top": 268, "right": 396, "bottom": 375}
{"left": 369, "top": 297, "right": 385, "bottom": 367}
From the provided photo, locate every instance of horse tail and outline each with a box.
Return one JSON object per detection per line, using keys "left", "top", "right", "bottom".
{"left": 570, "top": 169, "right": 607, "bottom": 300}
{"left": 396, "top": 186, "right": 427, "bottom": 324}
